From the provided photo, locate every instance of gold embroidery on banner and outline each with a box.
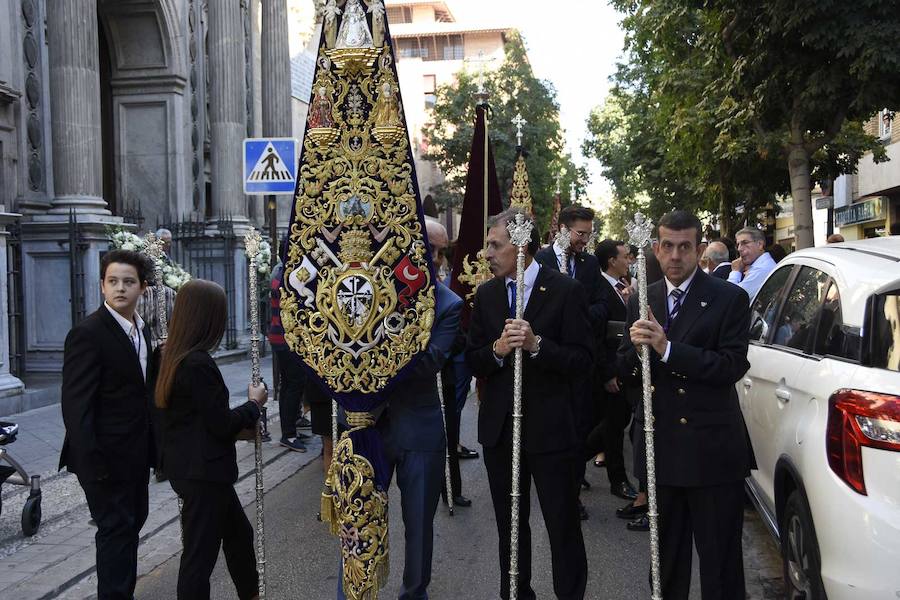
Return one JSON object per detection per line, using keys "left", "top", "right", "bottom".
{"left": 282, "top": 43, "right": 435, "bottom": 395}
{"left": 325, "top": 433, "right": 389, "bottom": 600}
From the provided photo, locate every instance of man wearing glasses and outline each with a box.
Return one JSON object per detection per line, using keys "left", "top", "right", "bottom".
{"left": 536, "top": 205, "right": 609, "bottom": 520}
{"left": 728, "top": 227, "right": 776, "bottom": 299}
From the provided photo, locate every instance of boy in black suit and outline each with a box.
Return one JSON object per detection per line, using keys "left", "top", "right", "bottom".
{"left": 621, "top": 211, "right": 755, "bottom": 599}
{"left": 467, "top": 208, "right": 592, "bottom": 600}
{"left": 60, "top": 250, "right": 155, "bottom": 600}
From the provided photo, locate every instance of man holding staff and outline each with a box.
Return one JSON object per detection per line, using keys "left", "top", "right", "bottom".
{"left": 619, "top": 210, "right": 755, "bottom": 599}
{"left": 466, "top": 208, "right": 591, "bottom": 600}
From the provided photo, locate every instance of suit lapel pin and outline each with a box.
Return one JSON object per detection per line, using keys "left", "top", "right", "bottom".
{"left": 539, "top": 286, "right": 547, "bottom": 292}
{"left": 700, "top": 301, "right": 708, "bottom": 308}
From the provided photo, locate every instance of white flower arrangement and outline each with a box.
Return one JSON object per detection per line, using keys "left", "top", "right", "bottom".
{"left": 161, "top": 261, "right": 192, "bottom": 290}
{"left": 109, "top": 229, "right": 146, "bottom": 252}
{"left": 107, "top": 226, "right": 192, "bottom": 291}
{"left": 257, "top": 240, "right": 272, "bottom": 275}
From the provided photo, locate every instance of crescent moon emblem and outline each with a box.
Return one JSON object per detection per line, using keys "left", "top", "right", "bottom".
{"left": 403, "top": 266, "right": 420, "bottom": 280}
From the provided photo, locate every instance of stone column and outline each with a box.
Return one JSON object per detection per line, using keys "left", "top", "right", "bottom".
{"left": 208, "top": 0, "right": 248, "bottom": 221}
{"left": 46, "top": 0, "right": 108, "bottom": 214}
{"left": 261, "top": 0, "right": 292, "bottom": 247}
{"left": 261, "top": 0, "right": 292, "bottom": 137}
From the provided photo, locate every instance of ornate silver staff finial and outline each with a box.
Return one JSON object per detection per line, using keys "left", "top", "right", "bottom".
{"left": 570, "top": 181, "right": 577, "bottom": 202}
{"left": 512, "top": 113, "right": 527, "bottom": 147}
{"left": 626, "top": 211, "right": 662, "bottom": 600}
{"left": 507, "top": 211, "right": 533, "bottom": 248}
{"left": 626, "top": 211, "right": 653, "bottom": 249}
{"left": 554, "top": 225, "right": 572, "bottom": 274}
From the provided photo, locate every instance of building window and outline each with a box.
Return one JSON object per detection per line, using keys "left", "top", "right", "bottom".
{"left": 424, "top": 75, "right": 436, "bottom": 109}
{"left": 397, "top": 39, "right": 427, "bottom": 59}
{"left": 879, "top": 109, "right": 893, "bottom": 141}
{"left": 386, "top": 7, "right": 413, "bottom": 24}
{"left": 432, "top": 35, "right": 464, "bottom": 61}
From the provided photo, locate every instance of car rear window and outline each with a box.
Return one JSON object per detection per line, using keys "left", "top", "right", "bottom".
{"left": 869, "top": 292, "right": 900, "bottom": 372}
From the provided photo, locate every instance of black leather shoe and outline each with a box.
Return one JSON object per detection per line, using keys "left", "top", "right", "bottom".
{"left": 579, "top": 501, "right": 589, "bottom": 521}
{"left": 458, "top": 445, "right": 479, "bottom": 460}
{"left": 453, "top": 495, "right": 472, "bottom": 507}
{"left": 611, "top": 481, "right": 638, "bottom": 500}
{"left": 626, "top": 514, "right": 650, "bottom": 531}
{"left": 616, "top": 501, "right": 648, "bottom": 520}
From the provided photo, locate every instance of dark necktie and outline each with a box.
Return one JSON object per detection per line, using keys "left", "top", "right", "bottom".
{"left": 615, "top": 281, "right": 627, "bottom": 302}
{"left": 567, "top": 256, "right": 575, "bottom": 278}
{"left": 508, "top": 281, "right": 517, "bottom": 318}
{"left": 666, "top": 288, "right": 684, "bottom": 332}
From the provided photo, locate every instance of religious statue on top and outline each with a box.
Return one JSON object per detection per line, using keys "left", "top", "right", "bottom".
{"left": 335, "top": 0, "right": 374, "bottom": 49}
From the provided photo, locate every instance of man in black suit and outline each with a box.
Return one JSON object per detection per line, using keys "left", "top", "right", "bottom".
{"left": 592, "top": 239, "right": 639, "bottom": 502}
{"left": 60, "top": 250, "right": 155, "bottom": 600}
{"left": 535, "top": 204, "right": 606, "bottom": 518}
{"left": 467, "top": 208, "right": 591, "bottom": 600}
{"left": 704, "top": 240, "right": 732, "bottom": 280}
{"left": 620, "top": 210, "right": 755, "bottom": 599}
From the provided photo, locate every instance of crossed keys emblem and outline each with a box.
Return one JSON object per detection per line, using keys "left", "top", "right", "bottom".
{"left": 336, "top": 275, "right": 374, "bottom": 327}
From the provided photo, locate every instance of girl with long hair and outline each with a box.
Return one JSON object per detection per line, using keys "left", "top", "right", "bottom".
{"left": 154, "top": 279, "right": 266, "bottom": 600}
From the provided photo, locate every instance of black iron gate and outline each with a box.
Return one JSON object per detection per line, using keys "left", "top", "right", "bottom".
{"left": 68, "top": 208, "right": 88, "bottom": 327}
{"left": 6, "top": 219, "right": 26, "bottom": 378}
{"left": 160, "top": 215, "right": 237, "bottom": 349}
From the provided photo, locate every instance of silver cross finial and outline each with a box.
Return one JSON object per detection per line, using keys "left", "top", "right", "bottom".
{"left": 512, "top": 113, "right": 527, "bottom": 147}
{"left": 507, "top": 212, "right": 534, "bottom": 248}
{"left": 626, "top": 212, "right": 654, "bottom": 249}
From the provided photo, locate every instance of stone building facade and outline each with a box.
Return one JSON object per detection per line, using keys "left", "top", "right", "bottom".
{"left": 0, "top": 0, "right": 313, "bottom": 410}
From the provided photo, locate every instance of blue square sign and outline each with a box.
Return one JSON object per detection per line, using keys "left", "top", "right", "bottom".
{"left": 243, "top": 138, "right": 298, "bottom": 195}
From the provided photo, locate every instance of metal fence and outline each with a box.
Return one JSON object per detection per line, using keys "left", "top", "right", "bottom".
{"left": 6, "top": 219, "right": 26, "bottom": 378}
{"left": 159, "top": 215, "right": 238, "bottom": 349}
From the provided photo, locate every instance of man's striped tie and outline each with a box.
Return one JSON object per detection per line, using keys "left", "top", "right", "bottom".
{"left": 666, "top": 288, "right": 685, "bottom": 332}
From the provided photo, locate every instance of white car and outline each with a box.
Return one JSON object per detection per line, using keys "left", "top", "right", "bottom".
{"left": 740, "top": 237, "right": 900, "bottom": 600}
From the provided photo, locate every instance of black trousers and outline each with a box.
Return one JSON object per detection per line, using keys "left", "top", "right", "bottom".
{"left": 170, "top": 479, "right": 258, "bottom": 600}
{"left": 274, "top": 348, "right": 305, "bottom": 440}
{"left": 657, "top": 481, "right": 746, "bottom": 600}
{"left": 79, "top": 475, "right": 149, "bottom": 600}
{"left": 600, "top": 389, "right": 631, "bottom": 486}
{"left": 483, "top": 417, "right": 587, "bottom": 600}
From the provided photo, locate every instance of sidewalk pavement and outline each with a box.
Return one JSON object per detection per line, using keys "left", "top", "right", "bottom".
{"left": 0, "top": 354, "right": 321, "bottom": 599}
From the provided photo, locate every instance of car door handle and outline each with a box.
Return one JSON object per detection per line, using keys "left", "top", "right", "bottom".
{"left": 775, "top": 388, "right": 791, "bottom": 402}
{"left": 742, "top": 378, "right": 753, "bottom": 389}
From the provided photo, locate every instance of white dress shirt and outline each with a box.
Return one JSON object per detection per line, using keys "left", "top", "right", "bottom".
{"left": 727, "top": 251, "right": 776, "bottom": 299}
{"left": 105, "top": 302, "right": 148, "bottom": 380}
{"left": 602, "top": 271, "right": 626, "bottom": 306}
{"left": 659, "top": 267, "right": 698, "bottom": 363}
{"left": 504, "top": 258, "right": 540, "bottom": 313}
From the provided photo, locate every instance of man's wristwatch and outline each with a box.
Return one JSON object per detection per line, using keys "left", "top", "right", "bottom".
{"left": 529, "top": 335, "right": 542, "bottom": 358}
{"left": 492, "top": 339, "right": 504, "bottom": 361}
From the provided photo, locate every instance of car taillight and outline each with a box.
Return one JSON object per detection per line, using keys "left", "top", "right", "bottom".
{"left": 826, "top": 389, "right": 900, "bottom": 495}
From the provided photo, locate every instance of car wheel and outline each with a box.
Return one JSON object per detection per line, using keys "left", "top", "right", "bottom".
{"left": 781, "top": 490, "right": 826, "bottom": 599}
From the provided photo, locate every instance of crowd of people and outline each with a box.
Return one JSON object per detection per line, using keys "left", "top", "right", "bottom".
{"left": 58, "top": 205, "right": 806, "bottom": 600}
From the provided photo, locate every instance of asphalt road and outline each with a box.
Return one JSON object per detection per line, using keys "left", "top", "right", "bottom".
{"left": 135, "top": 400, "right": 785, "bottom": 600}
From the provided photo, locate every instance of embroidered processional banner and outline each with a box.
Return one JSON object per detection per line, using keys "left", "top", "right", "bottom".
{"left": 279, "top": 1, "right": 434, "bottom": 598}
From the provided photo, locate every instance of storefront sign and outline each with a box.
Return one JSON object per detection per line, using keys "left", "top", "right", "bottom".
{"left": 834, "top": 196, "right": 885, "bottom": 227}
{"left": 815, "top": 196, "right": 834, "bottom": 210}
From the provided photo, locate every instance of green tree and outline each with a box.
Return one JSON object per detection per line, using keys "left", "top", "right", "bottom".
{"left": 584, "top": 2, "right": 790, "bottom": 237}
{"left": 707, "top": 0, "right": 900, "bottom": 248}
{"left": 422, "top": 31, "right": 587, "bottom": 231}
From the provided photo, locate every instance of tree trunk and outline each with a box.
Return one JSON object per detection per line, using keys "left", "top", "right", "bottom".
{"left": 787, "top": 144, "right": 814, "bottom": 249}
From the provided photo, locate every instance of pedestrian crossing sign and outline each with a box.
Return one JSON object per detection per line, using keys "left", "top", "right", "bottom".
{"left": 243, "top": 137, "right": 298, "bottom": 194}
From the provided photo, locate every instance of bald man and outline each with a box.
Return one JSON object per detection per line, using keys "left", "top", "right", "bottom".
{"left": 705, "top": 241, "right": 732, "bottom": 280}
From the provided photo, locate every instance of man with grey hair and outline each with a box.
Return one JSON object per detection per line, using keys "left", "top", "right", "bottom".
{"left": 704, "top": 241, "right": 732, "bottom": 280}
{"left": 728, "top": 227, "right": 776, "bottom": 299}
